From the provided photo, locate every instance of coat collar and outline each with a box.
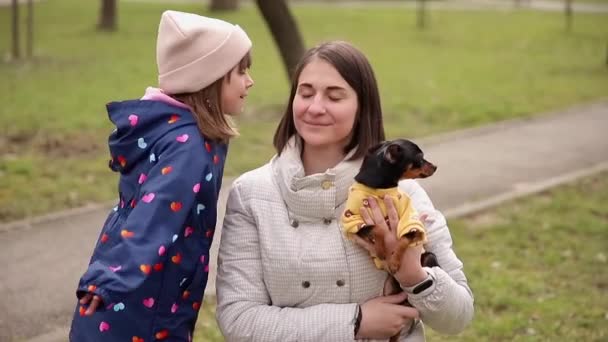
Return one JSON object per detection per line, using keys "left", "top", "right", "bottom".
{"left": 271, "top": 137, "right": 361, "bottom": 222}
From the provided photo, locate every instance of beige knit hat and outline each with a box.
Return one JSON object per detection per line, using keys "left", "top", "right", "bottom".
{"left": 156, "top": 10, "right": 252, "bottom": 94}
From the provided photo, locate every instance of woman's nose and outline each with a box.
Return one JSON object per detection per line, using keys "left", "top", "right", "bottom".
{"left": 246, "top": 74, "right": 254, "bottom": 88}
{"left": 307, "top": 95, "right": 326, "bottom": 115}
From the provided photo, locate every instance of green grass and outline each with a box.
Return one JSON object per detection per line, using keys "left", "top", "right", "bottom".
{"left": 193, "top": 173, "right": 608, "bottom": 341}
{"left": 1, "top": 0, "right": 607, "bottom": 221}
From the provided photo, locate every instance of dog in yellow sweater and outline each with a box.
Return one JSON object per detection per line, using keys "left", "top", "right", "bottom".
{"left": 342, "top": 139, "right": 437, "bottom": 274}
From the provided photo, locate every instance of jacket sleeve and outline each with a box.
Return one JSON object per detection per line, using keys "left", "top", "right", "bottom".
{"left": 77, "top": 133, "right": 210, "bottom": 305}
{"left": 216, "top": 181, "right": 360, "bottom": 342}
{"left": 396, "top": 195, "right": 426, "bottom": 245}
{"left": 398, "top": 180, "right": 474, "bottom": 334}
{"left": 342, "top": 189, "right": 366, "bottom": 235}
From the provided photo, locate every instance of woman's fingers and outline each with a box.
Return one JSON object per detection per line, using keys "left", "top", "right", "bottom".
{"left": 351, "top": 234, "right": 377, "bottom": 256}
{"left": 367, "top": 197, "right": 388, "bottom": 230}
{"left": 85, "top": 295, "right": 102, "bottom": 316}
{"left": 360, "top": 205, "right": 374, "bottom": 226}
{"left": 382, "top": 291, "right": 409, "bottom": 304}
{"left": 395, "top": 305, "right": 420, "bottom": 319}
{"left": 383, "top": 195, "right": 399, "bottom": 235}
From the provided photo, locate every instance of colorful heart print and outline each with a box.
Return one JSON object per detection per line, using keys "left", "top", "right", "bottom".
{"left": 140, "top": 264, "right": 151, "bottom": 275}
{"left": 161, "top": 166, "right": 173, "bottom": 175}
{"left": 171, "top": 253, "right": 182, "bottom": 264}
{"left": 170, "top": 202, "right": 182, "bottom": 212}
{"left": 176, "top": 134, "right": 189, "bottom": 143}
{"left": 137, "top": 137, "right": 147, "bottom": 149}
{"left": 142, "top": 193, "right": 155, "bottom": 203}
{"left": 184, "top": 227, "right": 193, "bottom": 237}
{"left": 155, "top": 330, "right": 169, "bottom": 340}
{"left": 121, "top": 230, "right": 134, "bottom": 238}
{"left": 143, "top": 297, "right": 155, "bottom": 308}
{"left": 128, "top": 114, "right": 138, "bottom": 126}
{"left": 109, "top": 265, "right": 122, "bottom": 272}
{"left": 168, "top": 114, "right": 180, "bottom": 124}
{"left": 99, "top": 321, "right": 110, "bottom": 332}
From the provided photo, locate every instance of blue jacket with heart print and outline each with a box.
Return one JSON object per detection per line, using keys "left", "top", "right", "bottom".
{"left": 69, "top": 96, "right": 226, "bottom": 342}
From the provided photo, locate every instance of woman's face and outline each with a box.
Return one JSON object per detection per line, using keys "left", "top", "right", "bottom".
{"left": 292, "top": 57, "right": 358, "bottom": 151}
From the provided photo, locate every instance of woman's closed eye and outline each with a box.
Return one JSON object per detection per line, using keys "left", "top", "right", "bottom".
{"left": 297, "top": 89, "right": 314, "bottom": 98}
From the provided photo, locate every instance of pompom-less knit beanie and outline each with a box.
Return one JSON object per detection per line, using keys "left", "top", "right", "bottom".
{"left": 156, "top": 10, "right": 252, "bottom": 94}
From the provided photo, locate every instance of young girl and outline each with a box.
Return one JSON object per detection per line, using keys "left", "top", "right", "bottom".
{"left": 215, "top": 41, "right": 473, "bottom": 341}
{"left": 69, "top": 11, "right": 253, "bottom": 341}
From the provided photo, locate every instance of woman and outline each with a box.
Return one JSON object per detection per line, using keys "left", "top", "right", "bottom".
{"left": 215, "top": 41, "right": 473, "bottom": 341}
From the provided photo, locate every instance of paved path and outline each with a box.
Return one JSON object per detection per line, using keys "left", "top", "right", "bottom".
{"left": 1, "top": 100, "right": 607, "bottom": 342}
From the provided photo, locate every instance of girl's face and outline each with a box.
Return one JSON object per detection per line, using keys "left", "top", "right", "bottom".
{"left": 221, "top": 65, "right": 254, "bottom": 115}
{"left": 292, "top": 57, "right": 358, "bottom": 151}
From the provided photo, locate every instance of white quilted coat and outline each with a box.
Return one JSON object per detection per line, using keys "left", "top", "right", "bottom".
{"left": 216, "top": 140, "right": 474, "bottom": 341}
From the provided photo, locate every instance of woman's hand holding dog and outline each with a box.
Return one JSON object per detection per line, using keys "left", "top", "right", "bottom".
{"left": 355, "top": 291, "right": 419, "bottom": 339}
{"left": 353, "top": 196, "right": 428, "bottom": 282}
{"left": 351, "top": 196, "right": 425, "bottom": 338}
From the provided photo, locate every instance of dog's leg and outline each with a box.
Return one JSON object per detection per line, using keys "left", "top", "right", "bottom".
{"left": 421, "top": 251, "right": 440, "bottom": 268}
{"left": 387, "top": 239, "right": 408, "bottom": 274}
{"left": 373, "top": 226, "right": 389, "bottom": 262}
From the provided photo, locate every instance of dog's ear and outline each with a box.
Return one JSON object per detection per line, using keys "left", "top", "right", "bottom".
{"left": 384, "top": 143, "right": 402, "bottom": 164}
{"left": 367, "top": 142, "right": 384, "bottom": 154}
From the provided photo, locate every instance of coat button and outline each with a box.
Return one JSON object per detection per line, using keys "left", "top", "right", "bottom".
{"left": 323, "top": 218, "right": 332, "bottom": 225}
{"left": 336, "top": 279, "right": 345, "bottom": 287}
{"left": 321, "top": 181, "right": 333, "bottom": 190}
{"left": 302, "top": 281, "right": 311, "bottom": 288}
{"left": 290, "top": 219, "right": 299, "bottom": 228}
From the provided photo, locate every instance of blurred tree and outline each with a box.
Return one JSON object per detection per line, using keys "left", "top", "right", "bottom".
{"left": 256, "top": 0, "right": 305, "bottom": 81}
{"left": 210, "top": 0, "right": 239, "bottom": 11}
{"left": 564, "top": 0, "right": 572, "bottom": 32}
{"left": 11, "top": 0, "right": 20, "bottom": 60}
{"left": 417, "top": 0, "right": 427, "bottom": 29}
{"left": 98, "top": 0, "right": 117, "bottom": 31}
{"left": 27, "top": 0, "right": 33, "bottom": 58}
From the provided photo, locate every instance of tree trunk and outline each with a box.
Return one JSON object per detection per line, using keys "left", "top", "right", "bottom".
{"left": 27, "top": 0, "right": 33, "bottom": 58}
{"left": 210, "top": 0, "right": 239, "bottom": 11}
{"left": 256, "top": 0, "right": 305, "bottom": 81}
{"left": 565, "top": 0, "right": 572, "bottom": 32}
{"left": 98, "top": 0, "right": 117, "bottom": 31}
{"left": 605, "top": 41, "right": 608, "bottom": 67}
{"left": 417, "top": 0, "right": 426, "bottom": 29}
{"left": 11, "top": 0, "right": 20, "bottom": 60}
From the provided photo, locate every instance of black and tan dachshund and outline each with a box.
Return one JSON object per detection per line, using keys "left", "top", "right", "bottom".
{"left": 353, "top": 138, "right": 439, "bottom": 272}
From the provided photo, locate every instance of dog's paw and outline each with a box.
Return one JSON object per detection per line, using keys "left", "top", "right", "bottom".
{"left": 403, "top": 228, "right": 425, "bottom": 245}
{"left": 388, "top": 257, "right": 400, "bottom": 274}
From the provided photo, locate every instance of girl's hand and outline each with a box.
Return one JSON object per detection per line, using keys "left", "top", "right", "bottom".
{"left": 79, "top": 293, "right": 103, "bottom": 316}
{"left": 356, "top": 292, "right": 419, "bottom": 339}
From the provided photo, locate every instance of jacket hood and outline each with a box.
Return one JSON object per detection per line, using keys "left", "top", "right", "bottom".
{"left": 106, "top": 99, "right": 198, "bottom": 174}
